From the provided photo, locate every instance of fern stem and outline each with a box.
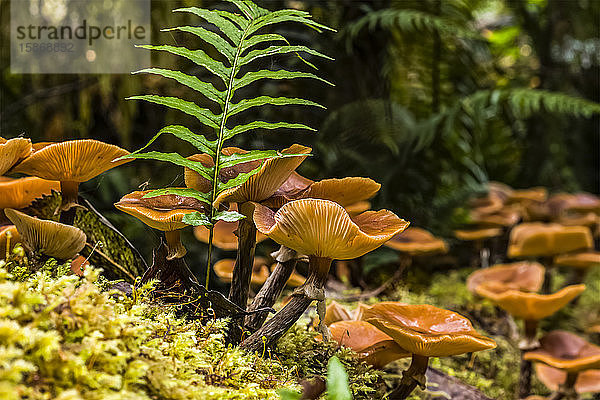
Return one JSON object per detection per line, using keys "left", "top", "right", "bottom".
{"left": 205, "top": 22, "right": 253, "bottom": 289}
{"left": 204, "top": 226, "right": 215, "bottom": 287}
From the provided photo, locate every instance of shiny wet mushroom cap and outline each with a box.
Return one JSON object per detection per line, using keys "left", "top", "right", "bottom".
{"left": 252, "top": 199, "right": 409, "bottom": 264}
{"left": 0, "top": 177, "right": 60, "bottom": 210}
{"left": 524, "top": 330, "right": 600, "bottom": 372}
{"left": 466, "top": 261, "right": 545, "bottom": 295}
{"left": 4, "top": 208, "right": 86, "bottom": 260}
{"left": 364, "top": 302, "right": 497, "bottom": 357}
{"left": 329, "top": 320, "right": 410, "bottom": 368}
{"left": 0, "top": 137, "right": 32, "bottom": 175}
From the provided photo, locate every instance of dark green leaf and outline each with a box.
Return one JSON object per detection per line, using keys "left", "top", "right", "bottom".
{"left": 158, "top": 125, "right": 216, "bottom": 156}
{"left": 239, "top": 45, "right": 333, "bottom": 67}
{"left": 136, "top": 45, "right": 230, "bottom": 83}
{"left": 217, "top": 165, "right": 263, "bottom": 192}
{"left": 228, "top": 96, "right": 324, "bottom": 117}
{"left": 241, "top": 33, "right": 288, "bottom": 53}
{"left": 121, "top": 151, "right": 214, "bottom": 180}
{"left": 182, "top": 211, "right": 213, "bottom": 227}
{"left": 162, "top": 26, "right": 236, "bottom": 62}
{"left": 133, "top": 68, "right": 225, "bottom": 105}
{"left": 225, "top": 121, "right": 316, "bottom": 139}
{"left": 214, "top": 210, "right": 246, "bottom": 222}
{"left": 127, "top": 95, "right": 220, "bottom": 129}
{"left": 142, "top": 188, "right": 211, "bottom": 202}
{"left": 248, "top": 11, "right": 335, "bottom": 35}
{"left": 233, "top": 70, "right": 333, "bottom": 92}
{"left": 173, "top": 7, "right": 242, "bottom": 43}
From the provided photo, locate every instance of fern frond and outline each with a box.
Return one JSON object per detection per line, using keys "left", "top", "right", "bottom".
{"left": 127, "top": 0, "right": 332, "bottom": 285}
{"left": 346, "top": 9, "right": 480, "bottom": 41}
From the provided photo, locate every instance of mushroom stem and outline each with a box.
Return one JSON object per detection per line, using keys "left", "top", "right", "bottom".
{"left": 229, "top": 202, "right": 257, "bottom": 310}
{"left": 541, "top": 256, "right": 555, "bottom": 294}
{"left": 164, "top": 230, "right": 187, "bottom": 260}
{"left": 240, "top": 257, "right": 331, "bottom": 353}
{"left": 245, "top": 245, "right": 298, "bottom": 332}
{"left": 59, "top": 181, "right": 80, "bottom": 225}
{"left": 518, "top": 319, "right": 540, "bottom": 399}
{"left": 389, "top": 354, "right": 430, "bottom": 400}
{"left": 547, "top": 372, "right": 579, "bottom": 400}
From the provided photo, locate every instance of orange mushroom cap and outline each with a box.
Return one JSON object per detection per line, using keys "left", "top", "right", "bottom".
{"left": 0, "top": 225, "right": 20, "bottom": 258}
{"left": 252, "top": 199, "right": 409, "bottom": 261}
{"left": 323, "top": 300, "right": 354, "bottom": 326}
{"left": 212, "top": 144, "right": 312, "bottom": 207}
{"left": 4, "top": 208, "right": 86, "bottom": 260}
{"left": 524, "top": 330, "right": 600, "bottom": 373}
{"left": 508, "top": 223, "right": 593, "bottom": 258}
{"left": 0, "top": 177, "right": 60, "bottom": 210}
{"left": 554, "top": 251, "right": 600, "bottom": 269}
{"left": 0, "top": 137, "right": 32, "bottom": 175}
{"left": 385, "top": 227, "right": 448, "bottom": 256}
{"left": 506, "top": 187, "right": 548, "bottom": 205}
{"left": 11, "top": 139, "right": 131, "bottom": 182}
{"left": 468, "top": 193, "right": 505, "bottom": 215}
{"left": 329, "top": 320, "right": 410, "bottom": 368}
{"left": 114, "top": 190, "right": 208, "bottom": 232}
{"left": 488, "top": 181, "right": 514, "bottom": 203}
{"left": 344, "top": 201, "right": 371, "bottom": 217}
{"left": 466, "top": 261, "right": 545, "bottom": 295}
{"left": 556, "top": 211, "right": 599, "bottom": 228}
{"left": 363, "top": 302, "right": 496, "bottom": 357}
{"left": 468, "top": 207, "right": 521, "bottom": 228}
{"left": 535, "top": 364, "right": 600, "bottom": 394}
{"left": 213, "top": 257, "right": 271, "bottom": 286}
{"left": 567, "top": 193, "right": 600, "bottom": 214}
{"left": 475, "top": 284, "right": 586, "bottom": 320}
{"left": 454, "top": 228, "right": 502, "bottom": 241}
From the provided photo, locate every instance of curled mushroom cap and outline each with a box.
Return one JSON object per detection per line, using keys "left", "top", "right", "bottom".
{"left": 535, "top": 364, "right": 600, "bottom": 394}
{"left": 524, "top": 330, "right": 600, "bottom": 373}
{"left": 212, "top": 144, "right": 312, "bottom": 207}
{"left": 475, "top": 284, "right": 586, "bottom": 321}
{"left": 0, "top": 137, "right": 32, "bottom": 175}
{"left": 385, "top": 227, "right": 448, "bottom": 256}
{"left": 11, "top": 139, "right": 131, "bottom": 182}
{"left": 0, "top": 177, "right": 60, "bottom": 210}
{"left": 466, "top": 262, "right": 545, "bottom": 295}
{"left": 554, "top": 251, "right": 600, "bottom": 269}
{"left": 213, "top": 257, "right": 271, "bottom": 285}
{"left": 253, "top": 199, "right": 409, "bottom": 261}
{"left": 454, "top": 228, "right": 502, "bottom": 241}
{"left": 0, "top": 225, "right": 20, "bottom": 258}
{"left": 363, "top": 302, "right": 496, "bottom": 357}
{"left": 329, "top": 320, "right": 410, "bottom": 368}
{"left": 115, "top": 190, "right": 208, "bottom": 232}
{"left": 508, "top": 223, "right": 593, "bottom": 258}
{"left": 4, "top": 208, "right": 86, "bottom": 260}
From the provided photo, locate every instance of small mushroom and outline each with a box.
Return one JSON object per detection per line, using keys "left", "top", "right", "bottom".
{"left": 328, "top": 320, "right": 410, "bottom": 368}
{"left": 115, "top": 190, "right": 209, "bottom": 260}
{"left": 11, "top": 140, "right": 131, "bottom": 223}
{"left": 0, "top": 137, "right": 32, "bottom": 175}
{"left": 475, "top": 284, "right": 586, "bottom": 398}
{"left": 363, "top": 302, "right": 496, "bottom": 399}
{"left": 0, "top": 225, "right": 20, "bottom": 259}
{"left": 506, "top": 187, "right": 548, "bottom": 205}
{"left": 525, "top": 331, "right": 600, "bottom": 399}
{"left": 385, "top": 227, "right": 448, "bottom": 256}
{"left": 4, "top": 208, "right": 86, "bottom": 261}
{"left": 214, "top": 257, "right": 271, "bottom": 286}
{"left": 466, "top": 261, "right": 545, "bottom": 295}
{"left": 535, "top": 364, "right": 600, "bottom": 396}
{"left": 0, "top": 177, "right": 60, "bottom": 211}
{"left": 554, "top": 251, "right": 600, "bottom": 286}
{"left": 454, "top": 228, "right": 503, "bottom": 268}
{"left": 508, "top": 223, "right": 593, "bottom": 293}
{"left": 240, "top": 198, "right": 408, "bottom": 351}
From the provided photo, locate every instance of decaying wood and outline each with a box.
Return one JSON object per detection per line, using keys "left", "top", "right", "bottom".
{"left": 245, "top": 246, "right": 298, "bottom": 332}
{"left": 240, "top": 271, "right": 328, "bottom": 352}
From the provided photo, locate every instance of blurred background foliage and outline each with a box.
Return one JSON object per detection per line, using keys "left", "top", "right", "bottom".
{"left": 1, "top": 0, "right": 599, "bottom": 279}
